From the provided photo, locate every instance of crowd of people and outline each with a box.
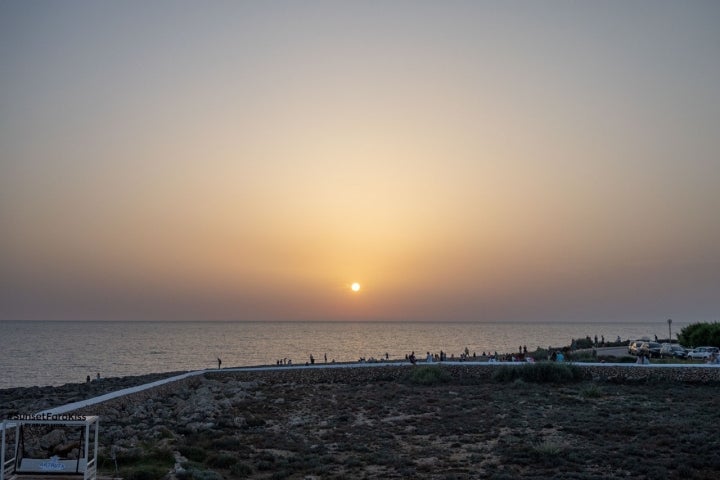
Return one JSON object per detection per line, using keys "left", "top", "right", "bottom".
{"left": 269, "top": 338, "right": 720, "bottom": 368}
{"left": 403, "top": 346, "right": 569, "bottom": 365}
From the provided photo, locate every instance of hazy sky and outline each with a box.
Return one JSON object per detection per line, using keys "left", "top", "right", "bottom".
{"left": 1, "top": 1, "right": 719, "bottom": 322}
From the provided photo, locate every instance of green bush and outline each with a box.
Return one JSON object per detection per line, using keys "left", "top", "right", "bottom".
{"left": 568, "top": 350, "right": 596, "bottom": 362}
{"left": 405, "top": 366, "right": 451, "bottom": 385}
{"left": 120, "top": 466, "right": 169, "bottom": 480}
{"left": 230, "top": 462, "right": 253, "bottom": 476}
{"left": 147, "top": 447, "right": 175, "bottom": 464}
{"left": 156, "top": 426, "right": 174, "bottom": 439}
{"left": 179, "top": 446, "right": 207, "bottom": 462}
{"left": 531, "top": 439, "right": 563, "bottom": 457}
{"left": 493, "top": 363, "right": 585, "bottom": 383}
{"left": 111, "top": 446, "right": 175, "bottom": 479}
{"left": 206, "top": 453, "right": 237, "bottom": 468}
{"left": 210, "top": 435, "right": 238, "bottom": 450}
{"left": 115, "top": 448, "right": 143, "bottom": 464}
{"left": 579, "top": 384, "right": 603, "bottom": 398}
{"left": 677, "top": 322, "right": 720, "bottom": 348}
{"left": 177, "top": 467, "right": 223, "bottom": 480}
{"left": 574, "top": 337, "right": 595, "bottom": 349}
{"left": 244, "top": 416, "right": 266, "bottom": 428}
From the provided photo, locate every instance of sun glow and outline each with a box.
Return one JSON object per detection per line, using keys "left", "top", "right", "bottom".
{"left": 351, "top": 282, "right": 361, "bottom": 292}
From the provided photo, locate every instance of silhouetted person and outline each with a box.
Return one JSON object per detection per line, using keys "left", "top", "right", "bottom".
{"left": 409, "top": 351, "right": 417, "bottom": 365}
{"left": 217, "top": 358, "right": 222, "bottom": 369}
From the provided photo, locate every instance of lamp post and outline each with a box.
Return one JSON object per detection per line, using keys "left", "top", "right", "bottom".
{"left": 667, "top": 318, "right": 672, "bottom": 343}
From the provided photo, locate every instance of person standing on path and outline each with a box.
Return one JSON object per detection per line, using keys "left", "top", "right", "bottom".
{"left": 217, "top": 358, "right": 222, "bottom": 369}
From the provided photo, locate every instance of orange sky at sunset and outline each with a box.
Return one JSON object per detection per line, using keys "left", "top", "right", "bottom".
{"left": 1, "top": 1, "right": 719, "bottom": 322}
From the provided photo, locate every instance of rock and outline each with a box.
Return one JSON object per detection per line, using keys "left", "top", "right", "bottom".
{"left": 40, "top": 429, "right": 66, "bottom": 449}
{"left": 53, "top": 440, "right": 79, "bottom": 455}
{"left": 184, "top": 421, "right": 215, "bottom": 432}
{"left": 24, "top": 444, "right": 45, "bottom": 458}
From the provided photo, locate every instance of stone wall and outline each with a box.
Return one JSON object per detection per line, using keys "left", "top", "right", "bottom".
{"left": 204, "top": 362, "right": 720, "bottom": 386}
{"left": 580, "top": 364, "right": 720, "bottom": 383}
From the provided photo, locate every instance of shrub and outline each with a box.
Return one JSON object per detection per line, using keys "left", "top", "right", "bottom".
{"left": 532, "top": 439, "right": 563, "bottom": 457}
{"left": 405, "top": 366, "right": 451, "bottom": 385}
{"left": 579, "top": 384, "right": 602, "bottom": 398}
{"left": 677, "top": 322, "right": 720, "bottom": 348}
{"left": 121, "top": 466, "right": 169, "bottom": 480}
{"left": 156, "top": 426, "right": 174, "bottom": 439}
{"left": 178, "top": 467, "right": 223, "bottom": 480}
{"left": 112, "top": 446, "right": 175, "bottom": 479}
{"left": 230, "top": 462, "right": 253, "bottom": 476}
{"left": 206, "top": 453, "right": 237, "bottom": 468}
{"left": 179, "top": 446, "right": 207, "bottom": 462}
{"left": 244, "top": 416, "right": 266, "bottom": 428}
{"left": 568, "top": 350, "right": 596, "bottom": 362}
{"left": 573, "top": 337, "right": 595, "bottom": 349}
{"left": 210, "top": 435, "right": 239, "bottom": 450}
{"left": 147, "top": 447, "right": 175, "bottom": 464}
{"left": 115, "top": 448, "right": 143, "bottom": 463}
{"left": 493, "top": 363, "right": 585, "bottom": 383}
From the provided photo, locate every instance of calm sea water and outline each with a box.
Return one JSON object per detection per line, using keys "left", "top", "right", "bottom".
{"left": 0, "top": 320, "right": 685, "bottom": 389}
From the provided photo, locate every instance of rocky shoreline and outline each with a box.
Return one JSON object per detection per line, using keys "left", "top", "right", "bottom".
{"left": 0, "top": 370, "right": 187, "bottom": 420}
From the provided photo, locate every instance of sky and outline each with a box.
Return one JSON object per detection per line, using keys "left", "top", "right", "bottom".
{"left": 1, "top": 1, "right": 719, "bottom": 322}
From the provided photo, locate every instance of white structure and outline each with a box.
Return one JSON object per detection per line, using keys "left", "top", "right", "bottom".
{"left": 1, "top": 416, "right": 99, "bottom": 480}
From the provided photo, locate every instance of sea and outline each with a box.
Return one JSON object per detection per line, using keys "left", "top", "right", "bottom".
{"left": 0, "top": 320, "right": 685, "bottom": 390}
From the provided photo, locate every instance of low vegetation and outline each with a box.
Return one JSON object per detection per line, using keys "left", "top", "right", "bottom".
{"left": 492, "top": 362, "right": 586, "bottom": 383}
{"left": 404, "top": 365, "right": 451, "bottom": 385}
{"left": 105, "top": 446, "right": 175, "bottom": 480}
{"left": 92, "top": 371, "right": 720, "bottom": 479}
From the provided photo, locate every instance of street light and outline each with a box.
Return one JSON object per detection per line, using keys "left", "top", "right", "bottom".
{"left": 668, "top": 318, "right": 672, "bottom": 343}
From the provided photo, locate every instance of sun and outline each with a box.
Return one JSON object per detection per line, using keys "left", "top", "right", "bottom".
{"left": 351, "top": 282, "right": 361, "bottom": 292}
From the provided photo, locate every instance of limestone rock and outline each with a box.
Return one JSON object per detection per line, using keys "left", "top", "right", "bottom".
{"left": 40, "top": 429, "right": 66, "bottom": 449}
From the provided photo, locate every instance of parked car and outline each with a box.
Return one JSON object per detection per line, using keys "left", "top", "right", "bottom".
{"left": 642, "top": 342, "right": 662, "bottom": 358}
{"left": 659, "top": 344, "right": 687, "bottom": 359}
{"left": 686, "top": 346, "right": 720, "bottom": 360}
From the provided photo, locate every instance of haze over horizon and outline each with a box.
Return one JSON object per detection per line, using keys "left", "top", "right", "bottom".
{"left": 1, "top": 1, "right": 719, "bottom": 323}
